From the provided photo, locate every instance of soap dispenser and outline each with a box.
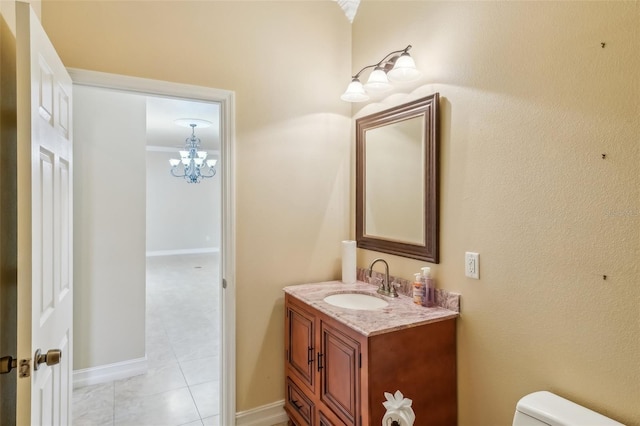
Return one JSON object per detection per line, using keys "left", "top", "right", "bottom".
{"left": 412, "top": 273, "right": 424, "bottom": 306}
{"left": 421, "top": 267, "right": 436, "bottom": 307}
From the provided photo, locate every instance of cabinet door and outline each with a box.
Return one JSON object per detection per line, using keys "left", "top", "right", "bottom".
{"left": 286, "top": 300, "right": 316, "bottom": 391}
{"left": 319, "top": 321, "right": 360, "bottom": 426}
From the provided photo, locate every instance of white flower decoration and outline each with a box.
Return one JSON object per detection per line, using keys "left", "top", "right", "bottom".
{"left": 383, "top": 390, "right": 413, "bottom": 411}
{"left": 382, "top": 390, "right": 416, "bottom": 425}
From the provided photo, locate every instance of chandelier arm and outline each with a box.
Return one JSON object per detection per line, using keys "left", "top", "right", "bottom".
{"left": 170, "top": 167, "right": 186, "bottom": 178}
{"left": 200, "top": 168, "right": 216, "bottom": 179}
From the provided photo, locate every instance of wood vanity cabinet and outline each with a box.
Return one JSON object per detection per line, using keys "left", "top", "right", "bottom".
{"left": 284, "top": 293, "right": 457, "bottom": 426}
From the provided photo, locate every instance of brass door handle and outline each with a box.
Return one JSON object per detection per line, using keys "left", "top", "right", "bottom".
{"left": 34, "top": 349, "right": 62, "bottom": 371}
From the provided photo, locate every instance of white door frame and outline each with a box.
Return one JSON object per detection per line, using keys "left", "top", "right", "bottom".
{"left": 67, "top": 68, "right": 236, "bottom": 425}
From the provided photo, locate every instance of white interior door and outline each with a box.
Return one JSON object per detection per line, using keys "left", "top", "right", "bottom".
{"left": 16, "top": 3, "right": 73, "bottom": 424}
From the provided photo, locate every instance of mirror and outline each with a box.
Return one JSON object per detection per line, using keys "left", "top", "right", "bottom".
{"left": 356, "top": 93, "right": 439, "bottom": 263}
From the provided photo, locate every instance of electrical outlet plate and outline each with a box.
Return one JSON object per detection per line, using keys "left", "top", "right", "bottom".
{"left": 465, "top": 252, "right": 479, "bottom": 279}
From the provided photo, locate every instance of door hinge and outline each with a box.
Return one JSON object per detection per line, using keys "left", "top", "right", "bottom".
{"left": 222, "top": 278, "right": 227, "bottom": 289}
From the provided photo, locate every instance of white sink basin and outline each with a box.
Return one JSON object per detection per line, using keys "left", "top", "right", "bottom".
{"left": 323, "top": 292, "right": 389, "bottom": 310}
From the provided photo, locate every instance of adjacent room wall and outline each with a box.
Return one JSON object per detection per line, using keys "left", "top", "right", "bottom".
{"left": 146, "top": 149, "right": 220, "bottom": 255}
{"left": 42, "top": 1, "right": 352, "bottom": 411}
{"left": 352, "top": 2, "right": 639, "bottom": 425}
{"left": 73, "top": 85, "right": 146, "bottom": 371}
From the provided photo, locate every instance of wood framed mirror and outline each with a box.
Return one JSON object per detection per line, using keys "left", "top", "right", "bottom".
{"left": 356, "top": 93, "right": 440, "bottom": 263}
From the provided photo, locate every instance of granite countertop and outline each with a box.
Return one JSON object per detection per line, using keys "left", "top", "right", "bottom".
{"left": 283, "top": 280, "right": 459, "bottom": 337}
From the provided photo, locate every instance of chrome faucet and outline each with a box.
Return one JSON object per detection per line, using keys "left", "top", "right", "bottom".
{"left": 368, "top": 258, "right": 398, "bottom": 298}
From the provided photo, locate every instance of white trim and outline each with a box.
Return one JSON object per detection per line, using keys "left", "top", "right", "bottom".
{"left": 68, "top": 68, "right": 237, "bottom": 424}
{"left": 145, "top": 247, "right": 219, "bottom": 257}
{"left": 235, "top": 400, "right": 288, "bottom": 426}
{"left": 220, "top": 70, "right": 237, "bottom": 426}
{"left": 73, "top": 357, "right": 148, "bottom": 389}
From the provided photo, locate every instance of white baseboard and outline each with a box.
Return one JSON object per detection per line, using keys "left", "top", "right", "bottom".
{"left": 73, "top": 357, "right": 148, "bottom": 388}
{"left": 236, "top": 400, "right": 288, "bottom": 426}
{"left": 146, "top": 247, "right": 219, "bottom": 257}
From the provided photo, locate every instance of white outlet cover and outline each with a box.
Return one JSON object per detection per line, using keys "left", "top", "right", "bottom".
{"left": 465, "top": 252, "right": 479, "bottom": 279}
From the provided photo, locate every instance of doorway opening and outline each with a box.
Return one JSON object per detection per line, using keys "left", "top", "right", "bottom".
{"left": 69, "top": 70, "right": 236, "bottom": 425}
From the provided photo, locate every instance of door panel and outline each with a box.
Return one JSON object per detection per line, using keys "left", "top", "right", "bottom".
{"left": 16, "top": 3, "right": 73, "bottom": 424}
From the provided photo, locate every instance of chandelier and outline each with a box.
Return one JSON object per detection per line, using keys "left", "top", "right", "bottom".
{"left": 169, "top": 119, "right": 217, "bottom": 183}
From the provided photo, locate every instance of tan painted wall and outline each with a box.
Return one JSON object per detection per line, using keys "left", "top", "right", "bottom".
{"left": 353, "top": 2, "right": 639, "bottom": 425}
{"left": 39, "top": 0, "right": 639, "bottom": 423}
{"left": 41, "top": 0, "right": 352, "bottom": 411}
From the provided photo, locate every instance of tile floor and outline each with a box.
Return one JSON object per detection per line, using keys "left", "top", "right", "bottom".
{"left": 73, "top": 253, "right": 221, "bottom": 426}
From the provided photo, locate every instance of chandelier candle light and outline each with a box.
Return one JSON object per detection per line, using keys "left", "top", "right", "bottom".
{"left": 169, "top": 119, "right": 217, "bottom": 183}
{"left": 341, "top": 45, "right": 422, "bottom": 102}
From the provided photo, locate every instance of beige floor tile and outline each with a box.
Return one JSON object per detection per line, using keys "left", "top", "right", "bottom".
{"left": 74, "top": 253, "right": 221, "bottom": 425}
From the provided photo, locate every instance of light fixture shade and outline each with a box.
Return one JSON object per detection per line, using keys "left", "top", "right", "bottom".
{"left": 340, "top": 79, "right": 369, "bottom": 102}
{"left": 179, "top": 150, "right": 189, "bottom": 158}
{"left": 194, "top": 158, "right": 204, "bottom": 166}
{"left": 197, "top": 151, "right": 207, "bottom": 159}
{"left": 169, "top": 159, "right": 180, "bottom": 167}
{"left": 364, "top": 68, "right": 392, "bottom": 93}
{"left": 181, "top": 158, "right": 190, "bottom": 166}
{"left": 206, "top": 159, "right": 217, "bottom": 168}
{"left": 387, "top": 53, "right": 422, "bottom": 82}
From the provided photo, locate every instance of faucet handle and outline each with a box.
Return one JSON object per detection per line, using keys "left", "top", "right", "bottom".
{"left": 389, "top": 281, "right": 400, "bottom": 298}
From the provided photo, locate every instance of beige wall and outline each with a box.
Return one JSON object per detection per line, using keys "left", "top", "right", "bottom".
{"left": 73, "top": 85, "right": 147, "bottom": 370}
{"left": 353, "top": 2, "right": 639, "bottom": 425}
{"left": 146, "top": 150, "right": 221, "bottom": 254}
{"left": 41, "top": 0, "right": 352, "bottom": 412}
{"left": 39, "top": 0, "right": 639, "bottom": 423}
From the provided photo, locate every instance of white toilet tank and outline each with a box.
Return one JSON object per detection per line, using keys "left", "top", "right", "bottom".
{"left": 513, "top": 391, "right": 625, "bottom": 426}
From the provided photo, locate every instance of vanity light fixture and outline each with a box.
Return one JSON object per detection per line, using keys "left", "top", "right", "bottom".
{"left": 169, "top": 119, "right": 217, "bottom": 183}
{"left": 341, "top": 45, "right": 422, "bottom": 102}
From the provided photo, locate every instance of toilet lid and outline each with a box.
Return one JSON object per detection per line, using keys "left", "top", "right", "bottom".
{"left": 516, "top": 391, "right": 624, "bottom": 426}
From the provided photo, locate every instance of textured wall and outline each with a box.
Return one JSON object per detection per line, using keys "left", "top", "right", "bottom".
{"left": 353, "top": 2, "right": 639, "bottom": 425}
{"left": 41, "top": 0, "right": 352, "bottom": 411}
{"left": 41, "top": 1, "right": 639, "bottom": 422}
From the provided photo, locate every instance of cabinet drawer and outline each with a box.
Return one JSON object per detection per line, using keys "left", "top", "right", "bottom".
{"left": 286, "top": 377, "right": 314, "bottom": 426}
{"left": 319, "top": 409, "right": 347, "bottom": 426}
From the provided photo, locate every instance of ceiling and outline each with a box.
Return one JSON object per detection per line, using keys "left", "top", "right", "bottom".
{"left": 145, "top": 95, "right": 221, "bottom": 151}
